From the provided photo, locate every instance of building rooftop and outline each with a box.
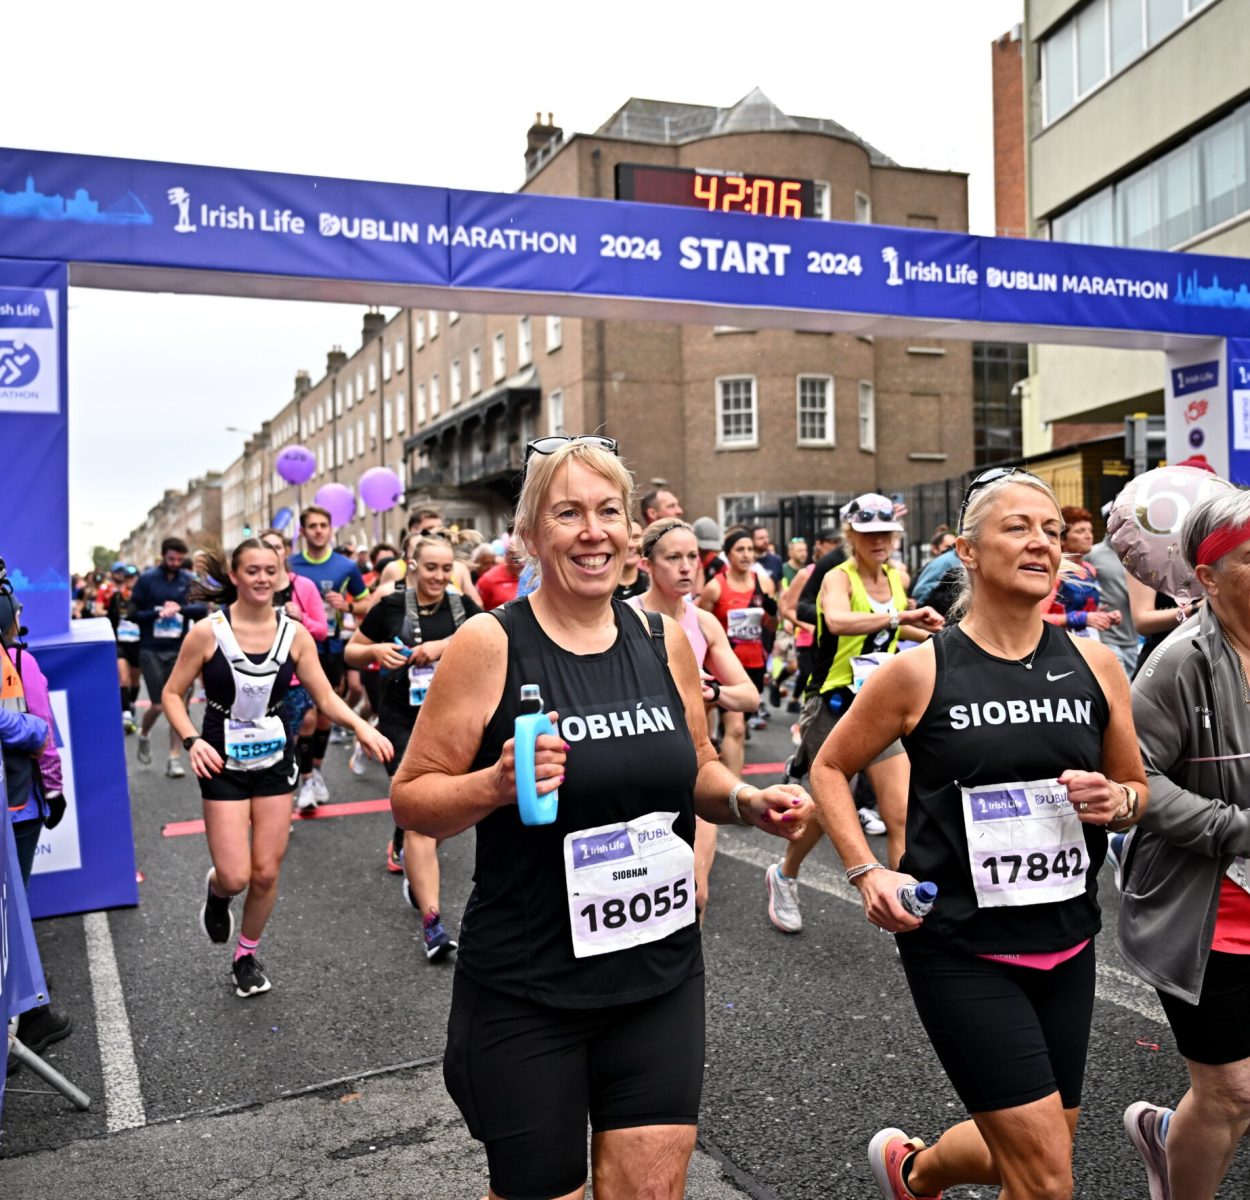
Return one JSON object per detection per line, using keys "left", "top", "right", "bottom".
{"left": 594, "top": 88, "right": 897, "bottom": 167}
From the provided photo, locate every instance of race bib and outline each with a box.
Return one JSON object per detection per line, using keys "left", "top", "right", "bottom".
{"left": 116, "top": 619, "right": 140, "bottom": 644}
{"left": 224, "top": 715, "right": 287, "bottom": 771}
{"left": 851, "top": 651, "right": 890, "bottom": 693}
{"left": 961, "top": 777, "right": 1087, "bottom": 908}
{"left": 408, "top": 663, "right": 435, "bottom": 707}
{"left": 563, "top": 811, "right": 696, "bottom": 959}
{"left": 1229, "top": 857, "right": 1250, "bottom": 897}
{"left": 153, "top": 613, "right": 182, "bottom": 640}
{"left": 727, "top": 607, "right": 763, "bottom": 643}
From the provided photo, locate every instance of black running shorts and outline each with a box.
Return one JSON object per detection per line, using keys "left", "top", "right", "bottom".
{"left": 139, "top": 647, "right": 180, "bottom": 707}
{"left": 443, "top": 970, "right": 704, "bottom": 1200}
{"left": 1158, "top": 950, "right": 1250, "bottom": 1065}
{"left": 117, "top": 642, "right": 140, "bottom": 668}
{"left": 198, "top": 747, "right": 300, "bottom": 802}
{"left": 897, "top": 934, "right": 1095, "bottom": 1113}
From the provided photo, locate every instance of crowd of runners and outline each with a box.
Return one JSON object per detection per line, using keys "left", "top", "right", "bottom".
{"left": 20, "top": 439, "right": 1250, "bottom": 1198}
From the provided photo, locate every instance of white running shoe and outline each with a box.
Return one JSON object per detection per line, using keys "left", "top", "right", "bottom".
{"left": 296, "top": 777, "right": 319, "bottom": 813}
{"left": 858, "top": 806, "right": 887, "bottom": 836}
{"left": 328, "top": 726, "right": 348, "bottom": 745}
{"left": 310, "top": 767, "right": 330, "bottom": 804}
{"left": 348, "top": 739, "right": 368, "bottom": 777}
{"left": 165, "top": 757, "right": 186, "bottom": 779}
{"left": 766, "top": 863, "right": 802, "bottom": 933}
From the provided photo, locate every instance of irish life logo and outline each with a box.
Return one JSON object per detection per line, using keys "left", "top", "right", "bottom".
{"left": 0, "top": 286, "right": 59, "bottom": 415}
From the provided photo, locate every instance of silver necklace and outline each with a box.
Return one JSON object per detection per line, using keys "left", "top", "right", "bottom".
{"left": 964, "top": 622, "right": 1042, "bottom": 670}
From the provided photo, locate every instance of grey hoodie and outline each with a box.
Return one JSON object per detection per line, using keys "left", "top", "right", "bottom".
{"left": 1120, "top": 604, "right": 1250, "bottom": 1003}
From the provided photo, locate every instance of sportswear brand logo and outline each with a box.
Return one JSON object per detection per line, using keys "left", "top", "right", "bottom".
{"left": 1046, "top": 671, "right": 1074, "bottom": 682}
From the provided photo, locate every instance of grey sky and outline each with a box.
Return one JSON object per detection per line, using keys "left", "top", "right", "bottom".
{"left": 9, "top": 0, "right": 1023, "bottom": 563}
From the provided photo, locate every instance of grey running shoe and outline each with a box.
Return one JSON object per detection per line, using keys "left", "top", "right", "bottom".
{"left": 136, "top": 734, "right": 152, "bottom": 765}
{"left": 1124, "top": 1101, "right": 1171, "bottom": 1200}
{"left": 165, "top": 757, "right": 186, "bottom": 779}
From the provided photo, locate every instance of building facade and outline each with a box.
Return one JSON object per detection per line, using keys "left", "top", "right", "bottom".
{"left": 119, "top": 473, "right": 222, "bottom": 566}
{"left": 1022, "top": 0, "right": 1250, "bottom": 451}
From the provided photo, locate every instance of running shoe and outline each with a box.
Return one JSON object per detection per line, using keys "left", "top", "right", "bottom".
{"left": 16, "top": 1004, "right": 73, "bottom": 1055}
{"left": 781, "top": 754, "right": 801, "bottom": 785}
{"left": 295, "top": 777, "right": 319, "bottom": 814}
{"left": 310, "top": 767, "right": 330, "bottom": 804}
{"left": 200, "top": 869, "right": 234, "bottom": 944}
{"left": 868, "top": 1128, "right": 942, "bottom": 1199}
{"left": 348, "top": 739, "right": 368, "bottom": 777}
{"left": 403, "top": 879, "right": 419, "bottom": 909}
{"left": 386, "top": 840, "right": 404, "bottom": 874}
{"left": 766, "top": 862, "right": 802, "bottom": 933}
{"left": 1124, "top": 1101, "right": 1172, "bottom": 1200}
{"left": 136, "top": 734, "right": 152, "bottom": 765}
{"left": 859, "top": 806, "right": 887, "bottom": 836}
{"left": 423, "top": 914, "right": 457, "bottom": 963}
{"left": 328, "top": 726, "right": 348, "bottom": 745}
{"left": 166, "top": 757, "right": 186, "bottom": 779}
{"left": 232, "top": 953, "right": 272, "bottom": 998}
{"left": 1106, "top": 831, "right": 1129, "bottom": 892}
{"left": 123, "top": 711, "right": 137, "bottom": 735}
{"left": 768, "top": 681, "right": 782, "bottom": 708}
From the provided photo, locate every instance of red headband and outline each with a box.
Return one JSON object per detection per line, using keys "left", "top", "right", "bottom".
{"left": 1196, "top": 521, "right": 1250, "bottom": 567}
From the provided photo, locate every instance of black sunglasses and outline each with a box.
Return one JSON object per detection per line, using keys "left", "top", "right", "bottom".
{"left": 845, "top": 504, "right": 895, "bottom": 525}
{"left": 524, "top": 435, "right": 619, "bottom": 468}
{"left": 957, "top": 467, "right": 1043, "bottom": 534}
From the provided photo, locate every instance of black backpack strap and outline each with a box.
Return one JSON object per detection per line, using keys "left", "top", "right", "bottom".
{"left": 644, "top": 609, "right": 668, "bottom": 664}
{"left": 400, "top": 588, "right": 422, "bottom": 645}
{"left": 448, "top": 591, "right": 467, "bottom": 629}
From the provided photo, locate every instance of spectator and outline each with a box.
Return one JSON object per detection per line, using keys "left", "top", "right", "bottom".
{"left": 640, "top": 486, "right": 683, "bottom": 526}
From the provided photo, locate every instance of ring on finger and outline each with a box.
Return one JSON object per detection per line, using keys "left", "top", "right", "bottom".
{"left": 1079, "top": 801, "right": 1088, "bottom": 812}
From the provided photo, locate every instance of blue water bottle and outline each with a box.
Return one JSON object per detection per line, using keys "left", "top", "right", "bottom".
{"left": 514, "top": 684, "right": 559, "bottom": 826}
{"left": 898, "top": 881, "right": 938, "bottom": 917}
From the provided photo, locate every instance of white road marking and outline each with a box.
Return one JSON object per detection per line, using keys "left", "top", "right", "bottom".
{"left": 715, "top": 834, "right": 1168, "bottom": 1025}
{"left": 83, "top": 910, "right": 146, "bottom": 1131}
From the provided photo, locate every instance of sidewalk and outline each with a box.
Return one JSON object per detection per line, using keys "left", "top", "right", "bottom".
{"left": 3, "top": 1060, "right": 754, "bottom": 1199}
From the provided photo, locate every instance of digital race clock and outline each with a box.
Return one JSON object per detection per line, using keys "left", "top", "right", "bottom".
{"left": 615, "top": 163, "right": 816, "bottom": 219}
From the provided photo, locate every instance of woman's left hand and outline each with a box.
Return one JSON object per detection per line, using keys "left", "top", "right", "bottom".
{"left": 356, "top": 724, "right": 395, "bottom": 763}
{"left": 1060, "top": 769, "right": 1120, "bottom": 824}
{"left": 743, "top": 783, "right": 814, "bottom": 839}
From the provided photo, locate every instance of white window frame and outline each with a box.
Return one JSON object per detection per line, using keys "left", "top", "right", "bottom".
{"left": 858, "top": 380, "right": 876, "bottom": 453}
{"left": 518, "top": 315, "right": 533, "bottom": 366}
{"left": 395, "top": 390, "right": 405, "bottom": 433}
{"left": 492, "top": 331, "right": 507, "bottom": 382}
{"left": 429, "top": 310, "right": 439, "bottom": 339}
{"left": 368, "top": 362, "right": 377, "bottom": 393}
{"left": 345, "top": 426, "right": 354, "bottom": 461}
{"left": 854, "top": 191, "right": 872, "bottom": 224}
{"left": 430, "top": 374, "right": 441, "bottom": 416}
{"left": 718, "top": 493, "right": 759, "bottom": 530}
{"left": 369, "top": 410, "right": 378, "bottom": 448}
{"left": 415, "top": 314, "right": 426, "bottom": 350}
{"left": 383, "top": 349, "right": 392, "bottom": 383}
{"left": 450, "top": 359, "right": 462, "bottom": 406}
{"left": 417, "top": 383, "right": 427, "bottom": 425}
{"left": 716, "top": 375, "right": 758, "bottom": 449}
{"left": 796, "top": 375, "right": 835, "bottom": 446}
{"left": 395, "top": 338, "right": 404, "bottom": 371}
{"left": 548, "top": 389, "right": 564, "bottom": 436}
{"left": 470, "top": 346, "right": 482, "bottom": 395}
{"left": 448, "top": 310, "right": 459, "bottom": 325}
{"left": 357, "top": 417, "right": 365, "bottom": 455}
{"left": 546, "top": 314, "right": 562, "bottom": 352}
{"left": 383, "top": 398, "right": 394, "bottom": 441}
{"left": 334, "top": 389, "right": 343, "bottom": 418}
{"left": 813, "top": 181, "right": 831, "bottom": 220}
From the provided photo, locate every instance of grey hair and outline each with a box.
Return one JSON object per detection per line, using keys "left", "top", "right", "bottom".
{"left": 948, "top": 474, "right": 1063, "bottom": 621}
{"left": 1182, "top": 486, "right": 1250, "bottom": 570}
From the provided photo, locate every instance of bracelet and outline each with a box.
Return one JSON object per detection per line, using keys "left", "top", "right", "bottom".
{"left": 1175, "top": 604, "right": 1189, "bottom": 624}
{"left": 705, "top": 677, "right": 722, "bottom": 705}
{"left": 845, "top": 862, "right": 884, "bottom": 883}
{"left": 727, "top": 782, "right": 754, "bottom": 826}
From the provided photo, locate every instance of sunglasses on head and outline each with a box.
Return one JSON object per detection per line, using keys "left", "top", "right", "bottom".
{"left": 957, "top": 467, "right": 1044, "bottom": 534}
{"left": 524, "top": 434, "right": 619, "bottom": 468}
{"left": 844, "top": 500, "right": 895, "bottom": 525}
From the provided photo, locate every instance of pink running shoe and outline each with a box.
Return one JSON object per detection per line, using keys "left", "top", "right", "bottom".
{"left": 868, "top": 1127, "right": 942, "bottom": 1199}
{"left": 1124, "top": 1101, "right": 1171, "bottom": 1200}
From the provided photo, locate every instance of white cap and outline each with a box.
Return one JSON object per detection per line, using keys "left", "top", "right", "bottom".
{"left": 843, "top": 493, "right": 903, "bottom": 533}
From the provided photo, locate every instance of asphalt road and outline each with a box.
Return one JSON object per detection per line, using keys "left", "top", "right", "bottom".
{"left": 3, "top": 706, "right": 1248, "bottom": 1197}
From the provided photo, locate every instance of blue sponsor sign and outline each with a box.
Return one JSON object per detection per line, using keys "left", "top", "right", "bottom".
{"left": 3, "top": 148, "right": 1250, "bottom": 344}
{"left": 1172, "top": 359, "right": 1220, "bottom": 397}
{"left": 571, "top": 827, "right": 635, "bottom": 870}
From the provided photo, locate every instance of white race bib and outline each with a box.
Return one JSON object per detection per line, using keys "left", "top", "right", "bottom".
{"left": 563, "top": 811, "right": 696, "bottom": 959}
{"left": 116, "top": 619, "right": 140, "bottom": 644}
{"left": 727, "top": 607, "right": 763, "bottom": 643}
{"left": 224, "top": 715, "right": 287, "bottom": 771}
{"left": 851, "top": 651, "right": 890, "bottom": 693}
{"left": 408, "top": 663, "right": 435, "bottom": 707}
{"left": 153, "top": 613, "right": 182, "bottom": 639}
{"left": 960, "top": 777, "right": 1088, "bottom": 908}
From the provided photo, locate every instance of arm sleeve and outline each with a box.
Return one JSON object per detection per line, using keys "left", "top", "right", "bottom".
{"left": 293, "top": 574, "right": 330, "bottom": 641}
{"left": 1134, "top": 685, "right": 1250, "bottom": 857}
{"left": 18, "top": 651, "right": 63, "bottom": 795}
{"left": 0, "top": 708, "right": 49, "bottom": 754}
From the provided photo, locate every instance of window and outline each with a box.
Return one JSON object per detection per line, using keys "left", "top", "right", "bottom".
{"left": 716, "top": 376, "right": 757, "bottom": 448}
{"left": 369, "top": 410, "right": 378, "bottom": 447}
{"left": 451, "top": 359, "right": 462, "bottom": 406}
{"left": 334, "top": 389, "right": 343, "bottom": 418}
{"left": 1075, "top": 0, "right": 1106, "bottom": 97}
{"left": 395, "top": 339, "right": 404, "bottom": 371}
{"left": 858, "top": 381, "right": 876, "bottom": 452}
{"left": 417, "top": 383, "right": 427, "bottom": 425}
{"left": 356, "top": 373, "right": 364, "bottom": 403}
{"left": 357, "top": 417, "right": 365, "bottom": 455}
{"left": 813, "top": 182, "right": 831, "bottom": 220}
{"left": 546, "top": 314, "right": 562, "bottom": 352}
{"left": 429, "top": 311, "right": 439, "bottom": 339}
{"left": 492, "top": 331, "right": 507, "bottom": 382}
{"left": 518, "top": 315, "right": 533, "bottom": 366}
{"left": 415, "top": 315, "right": 426, "bottom": 350}
{"left": 383, "top": 349, "right": 392, "bottom": 382}
{"left": 1110, "top": 0, "right": 1143, "bottom": 72}
{"left": 854, "top": 191, "right": 872, "bottom": 224}
{"left": 1147, "top": 0, "right": 1184, "bottom": 43}
{"left": 383, "top": 399, "right": 394, "bottom": 441}
{"left": 368, "top": 362, "right": 377, "bottom": 393}
{"left": 430, "top": 374, "right": 441, "bottom": 416}
{"left": 395, "top": 391, "right": 405, "bottom": 433}
{"left": 344, "top": 427, "right": 353, "bottom": 461}
{"left": 448, "top": 310, "right": 459, "bottom": 324}
{"left": 548, "top": 389, "right": 564, "bottom": 436}
{"left": 719, "top": 493, "right": 759, "bottom": 530}
{"left": 470, "top": 346, "right": 482, "bottom": 395}
{"left": 796, "top": 375, "right": 834, "bottom": 445}
{"left": 316, "top": 443, "right": 324, "bottom": 475}
{"left": 1043, "top": 26, "right": 1075, "bottom": 125}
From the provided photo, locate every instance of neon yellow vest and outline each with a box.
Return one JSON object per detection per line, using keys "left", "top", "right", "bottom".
{"left": 815, "top": 559, "right": 907, "bottom": 693}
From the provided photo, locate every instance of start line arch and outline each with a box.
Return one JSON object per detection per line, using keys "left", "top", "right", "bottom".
{"left": 0, "top": 146, "right": 1248, "bottom": 914}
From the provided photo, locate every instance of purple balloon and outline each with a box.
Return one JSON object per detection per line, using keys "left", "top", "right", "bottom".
{"left": 358, "top": 466, "right": 404, "bottom": 513}
{"left": 314, "top": 482, "right": 356, "bottom": 528}
{"left": 275, "top": 444, "right": 316, "bottom": 485}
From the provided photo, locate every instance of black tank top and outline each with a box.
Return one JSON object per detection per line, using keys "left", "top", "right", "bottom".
{"left": 201, "top": 610, "right": 296, "bottom": 752}
{"left": 457, "top": 596, "right": 702, "bottom": 1008}
{"left": 901, "top": 623, "right": 1109, "bottom": 954}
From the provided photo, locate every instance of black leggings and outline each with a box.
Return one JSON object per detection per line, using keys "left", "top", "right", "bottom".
{"left": 897, "top": 935, "right": 1095, "bottom": 1113}
{"left": 444, "top": 970, "right": 704, "bottom": 1200}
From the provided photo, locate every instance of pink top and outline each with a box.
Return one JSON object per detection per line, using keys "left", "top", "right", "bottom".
{"left": 795, "top": 564, "right": 815, "bottom": 648}
{"left": 288, "top": 573, "right": 329, "bottom": 642}
{"left": 9, "top": 645, "right": 62, "bottom": 795}
{"left": 627, "top": 595, "right": 708, "bottom": 668}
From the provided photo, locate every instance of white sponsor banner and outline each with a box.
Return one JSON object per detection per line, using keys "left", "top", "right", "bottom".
{"left": 1165, "top": 339, "right": 1227, "bottom": 476}
{"left": 0, "top": 287, "right": 59, "bottom": 415}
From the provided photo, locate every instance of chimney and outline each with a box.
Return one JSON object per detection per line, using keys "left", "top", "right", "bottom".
{"left": 525, "top": 111, "right": 563, "bottom": 176}
{"left": 326, "top": 344, "right": 348, "bottom": 375}
{"left": 294, "top": 369, "right": 312, "bottom": 396}
{"left": 361, "top": 309, "right": 386, "bottom": 345}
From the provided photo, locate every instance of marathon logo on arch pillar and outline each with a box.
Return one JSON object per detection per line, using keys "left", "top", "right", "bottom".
{"left": 0, "top": 286, "right": 58, "bottom": 415}
{"left": 1171, "top": 359, "right": 1220, "bottom": 397}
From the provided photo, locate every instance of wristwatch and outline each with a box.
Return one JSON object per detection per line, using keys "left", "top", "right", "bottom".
{"left": 727, "top": 782, "right": 754, "bottom": 826}
{"left": 887, "top": 613, "right": 900, "bottom": 631}
{"left": 183, "top": 735, "right": 200, "bottom": 752}
{"left": 705, "top": 677, "right": 722, "bottom": 705}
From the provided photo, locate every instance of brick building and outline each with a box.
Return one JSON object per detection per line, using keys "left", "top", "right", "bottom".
{"left": 119, "top": 473, "right": 222, "bottom": 566}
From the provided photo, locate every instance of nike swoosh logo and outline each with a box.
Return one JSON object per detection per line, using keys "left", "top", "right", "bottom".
{"left": 1047, "top": 671, "right": 1074, "bottom": 682}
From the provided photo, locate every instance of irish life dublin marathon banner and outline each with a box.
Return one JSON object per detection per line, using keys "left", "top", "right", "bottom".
{"left": 1, "top": 148, "right": 1249, "bottom": 346}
